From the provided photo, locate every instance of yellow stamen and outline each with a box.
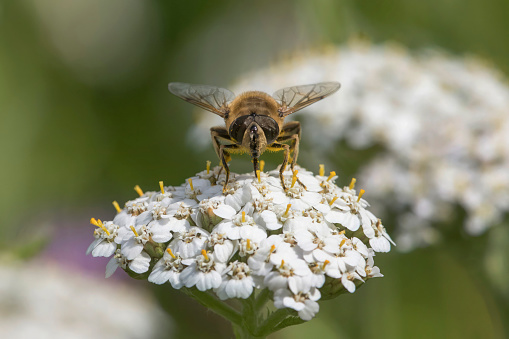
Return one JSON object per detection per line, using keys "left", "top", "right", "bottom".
{"left": 130, "top": 226, "right": 139, "bottom": 237}
{"left": 167, "top": 248, "right": 176, "bottom": 259}
{"left": 256, "top": 170, "right": 261, "bottom": 183}
{"left": 323, "top": 260, "right": 330, "bottom": 269}
{"left": 260, "top": 160, "right": 265, "bottom": 172}
{"left": 201, "top": 249, "right": 209, "bottom": 261}
{"left": 270, "top": 245, "right": 276, "bottom": 253}
{"left": 188, "top": 178, "right": 194, "bottom": 190}
{"left": 349, "top": 178, "right": 356, "bottom": 190}
{"left": 340, "top": 239, "right": 346, "bottom": 247}
{"left": 90, "top": 218, "right": 110, "bottom": 235}
{"left": 242, "top": 211, "right": 246, "bottom": 223}
{"left": 134, "top": 185, "right": 143, "bottom": 197}
{"left": 357, "top": 189, "right": 365, "bottom": 202}
{"left": 206, "top": 160, "right": 211, "bottom": 174}
{"left": 284, "top": 204, "right": 291, "bottom": 217}
{"left": 329, "top": 196, "right": 339, "bottom": 206}
{"left": 338, "top": 230, "right": 346, "bottom": 235}
{"left": 319, "top": 164, "right": 324, "bottom": 177}
{"left": 327, "top": 171, "right": 336, "bottom": 182}
{"left": 291, "top": 170, "right": 298, "bottom": 188}
{"left": 246, "top": 239, "right": 251, "bottom": 250}
{"left": 112, "top": 201, "right": 122, "bottom": 213}
{"left": 159, "top": 181, "right": 165, "bottom": 195}
{"left": 280, "top": 260, "right": 285, "bottom": 268}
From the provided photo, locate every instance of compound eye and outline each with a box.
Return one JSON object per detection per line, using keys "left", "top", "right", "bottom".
{"left": 229, "top": 115, "right": 253, "bottom": 142}
{"left": 255, "top": 115, "right": 279, "bottom": 144}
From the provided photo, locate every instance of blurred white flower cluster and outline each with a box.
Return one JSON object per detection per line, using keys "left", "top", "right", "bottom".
{"left": 0, "top": 261, "right": 168, "bottom": 339}
{"left": 190, "top": 41, "right": 509, "bottom": 251}
{"left": 88, "top": 165, "right": 392, "bottom": 321}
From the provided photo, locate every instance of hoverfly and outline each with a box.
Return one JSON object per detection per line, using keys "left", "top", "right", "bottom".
{"left": 168, "top": 81, "right": 341, "bottom": 193}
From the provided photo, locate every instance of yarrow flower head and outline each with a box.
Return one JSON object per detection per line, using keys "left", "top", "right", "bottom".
{"left": 87, "top": 162, "right": 393, "bottom": 336}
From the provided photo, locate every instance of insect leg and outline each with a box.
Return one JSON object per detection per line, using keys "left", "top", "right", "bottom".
{"left": 277, "top": 121, "right": 301, "bottom": 169}
{"left": 276, "top": 122, "right": 306, "bottom": 189}
{"left": 211, "top": 126, "right": 236, "bottom": 192}
{"left": 218, "top": 144, "right": 241, "bottom": 193}
{"left": 267, "top": 142, "right": 290, "bottom": 191}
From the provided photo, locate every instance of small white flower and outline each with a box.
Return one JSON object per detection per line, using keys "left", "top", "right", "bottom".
{"left": 369, "top": 219, "right": 396, "bottom": 253}
{"left": 180, "top": 251, "right": 225, "bottom": 291}
{"left": 273, "top": 286, "right": 321, "bottom": 321}
{"left": 216, "top": 261, "right": 255, "bottom": 300}
{"left": 148, "top": 248, "right": 185, "bottom": 288}
{"left": 209, "top": 230, "right": 237, "bottom": 263}
{"left": 341, "top": 271, "right": 364, "bottom": 293}
{"left": 214, "top": 211, "right": 266, "bottom": 241}
{"left": 171, "top": 227, "right": 209, "bottom": 259}
{"left": 86, "top": 220, "right": 119, "bottom": 257}
{"left": 105, "top": 249, "right": 151, "bottom": 278}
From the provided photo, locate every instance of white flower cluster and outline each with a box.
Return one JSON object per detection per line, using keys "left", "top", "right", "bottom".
{"left": 88, "top": 165, "right": 392, "bottom": 321}
{"left": 189, "top": 41, "right": 509, "bottom": 250}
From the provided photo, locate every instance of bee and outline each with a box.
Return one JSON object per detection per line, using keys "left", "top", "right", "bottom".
{"left": 168, "top": 81, "right": 341, "bottom": 192}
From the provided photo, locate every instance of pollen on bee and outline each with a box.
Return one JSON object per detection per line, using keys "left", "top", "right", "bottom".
{"left": 349, "top": 178, "right": 356, "bottom": 190}
{"left": 260, "top": 160, "right": 265, "bottom": 172}
{"left": 357, "top": 189, "right": 366, "bottom": 202}
{"left": 188, "top": 178, "right": 194, "bottom": 191}
{"left": 112, "top": 201, "right": 122, "bottom": 213}
{"left": 206, "top": 160, "right": 211, "bottom": 174}
{"left": 134, "top": 185, "right": 144, "bottom": 197}
{"left": 327, "top": 171, "right": 336, "bottom": 182}
{"left": 319, "top": 164, "right": 325, "bottom": 177}
{"left": 159, "top": 181, "right": 165, "bottom": 195}
{"left": 167, "top": 248, "right": 176, "bottom": 259}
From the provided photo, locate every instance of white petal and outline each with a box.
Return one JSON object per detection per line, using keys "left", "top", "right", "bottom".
{"left": 86, "top": 238, "right": 102, "bottom": 255}
{"left": 214, "top": 204, "right": 237, "bottom": 219}
{"left": 260, "top": 210, "right": 281, "bottom": 230}
{"left": 148, "top": 263, "right": 171, "bottom": 284}
{"left": 129, "top": 252, "right": 151, "bottom": 274}
{"left": 370, "top": 236, "right": 391, "bottom": 253}
{"left": 92, "top": 241, "right": 117, "bottom": 257}
{"left": 105, "top": 257, "right": 118, "bottom": 278}
{"left": 298, "top": 300, "right": 319, "bottom": 320}
{"left": 121, "top": 239, "right": 144, "bottom": 260}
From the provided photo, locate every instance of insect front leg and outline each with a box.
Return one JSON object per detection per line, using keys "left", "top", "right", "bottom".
{"left": 278, "top": 121, "right": 301, "bottom": 170}
{"left": 276, "top": 122, "right": 306, "bottom": 189}
{"left": 210, "top": 126, "right": 232, "bottom": 191}
{"left": 267, "top": 142, "right": 291, "bottom": 191}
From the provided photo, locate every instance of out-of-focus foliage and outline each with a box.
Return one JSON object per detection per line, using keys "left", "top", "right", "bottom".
{"left": 2, "top": 0, "right": 509, "bottom": 338}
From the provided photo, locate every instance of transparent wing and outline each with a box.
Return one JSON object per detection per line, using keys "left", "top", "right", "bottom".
{"left": 168, "top": 82, "right": 235, "bottom": 117}
{"left": 273, "top": 81, "right": 341, "bottom": 116}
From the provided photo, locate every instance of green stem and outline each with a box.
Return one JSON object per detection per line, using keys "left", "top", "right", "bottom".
{"left": 254, "top": 308, "right": 293, "bottom": 337}
{"left": 182, "top": 288, "right": 242, "bottom": 326}
{"left": 254, "top": 288, "right": 270, "bottom": 312}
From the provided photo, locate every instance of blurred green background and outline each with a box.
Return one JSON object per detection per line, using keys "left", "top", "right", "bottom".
{"left": 1, "top": 1, "right": 508, "bottom": 338}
